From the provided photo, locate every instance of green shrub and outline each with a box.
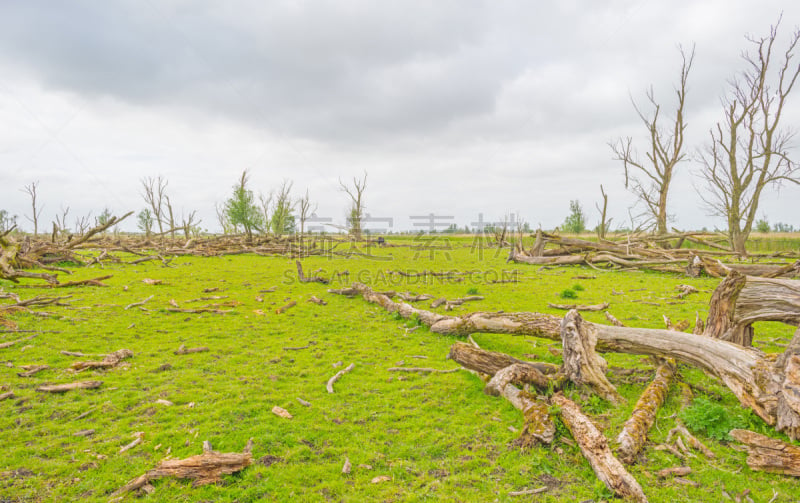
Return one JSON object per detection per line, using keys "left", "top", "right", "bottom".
{"left": 466, "top": 287, "right": 479, "bottom": 295}
{"left": 571, "top": 283, "right": 584, "bottom": 291}
{"left": 559, "top": 289, "right": 577, "bottom": 299}
{"left": 679, "top": 397, "right": 746, "bottom": 440}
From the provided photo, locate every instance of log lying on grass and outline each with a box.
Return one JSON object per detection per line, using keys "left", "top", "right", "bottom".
{"left": 333, "top": 282, "right": 800, "bottom": 439}
{"left": 37, "top": 381, "right": 102, "bottom": 393}
{"left": 70, "top": 349, "right": 133, "bottom": 370}
{"left": 616, "top": 360, "right": 676, "bottom": 464}
{"left": 484, "top": 365, "right": 556, "bottom": 446}
{"left": 730, "top": 429, "right": 800, "bottom": 477}
{"left": 111, "top": 440, "right": 253, "bottom": 499}
{"left": 552, "top": 394, "right": 648, "bottom": 503}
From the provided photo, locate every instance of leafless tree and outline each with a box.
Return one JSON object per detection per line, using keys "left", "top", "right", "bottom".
{"left": 296, "top": 189, "right": 316, "bottom": 238}
{"left": 53, "top": 205, "right": 70, "bottom": 236}
{"left": 141, "top": 176, "right": 168, "bottom": 235}
{"left": 22, "top": 181, "right": 44, "bottom": 236}
{"left": 697, "top": 19, "right": 800, "bottom": 255}
{"left": 610, "top": 45, "right": 694, "bottom": 235}
{"left": 339, "top": 172, "right": 367, "bottom": 240}
{"left": 595, "top": 185, "right": 612, "bottom": 240}
{"left": 165, "top": 196, "right": 176, "bottom": 239}
{"left": 258, "top": 192, "right": 273, "bottom": 235}
{"left": 74, "top": 213, "right": 92, "bottom": 235}
{"left": 181, "top": 210, "right": 200, "bottom": 239}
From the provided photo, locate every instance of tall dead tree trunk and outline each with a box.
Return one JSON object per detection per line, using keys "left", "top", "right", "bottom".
{"left": 610, "top": 46, "right": 694, "bottom": 235}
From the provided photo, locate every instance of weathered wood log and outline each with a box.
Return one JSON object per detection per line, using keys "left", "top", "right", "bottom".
{"left": 326, "top": 363, "right": 354, "bottom": 393}
{"left": 275, "top": 301, "right": 297, "bottom": 314}
{"left": 296, "top": 260, "right": 328, "bottom": 284}
{"left": 70, "top": 349, "right": 133, "bottom": 370}
{"left": 572, "top": 316, "right": 800, "bottom": 440}
{"left": 729, "top": 429, "right": 800, "bottom": 476}
{"left": 0, "top": 334, "right": 37, "bottom": 349}
{"left": 447, "top": 342, "right": 559, "bottom": 376}
{"left": 548, "top": 302, "right": 609, "bottom": 311}
{"left": 551, "top": 394, "right": 648, "bottom": 502}
{"left": 561, "top": 310, "right": 623, "bottom": 404}
{"left": 705, "top": 272, "right": 800, "bottom": 346}
{"left": 111, "top": 442, "right": 252, "bottom": 498}
{"left": 335, "top": 282, "right": 800, "bottom": 438}
{"left": 174, "top": 345, "right": 209, "bottom": 355}
{"left": 485, "top": 365, "right": 555, "bottom": 446}
{"left": 17, "top": 364, "right": 50, "bottom": 377}
{"left": 616, "top": 360, "right": 676, "bottom": 464}
{"left": 37, "top": 381, "right": 103, "bottom": 393}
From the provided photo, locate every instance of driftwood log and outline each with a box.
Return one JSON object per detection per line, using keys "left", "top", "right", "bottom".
{"left": 704, "top": 272, "right": 800, "bottom": 346}
{"left": 112, "top": 440, "right": 252, "bottom": 498}
{"left": 616, "top": 360, "right": 676, "bottom": 464}
{"left": 730, "top": 429, "right": 800, "bottom": 477}
{"left": 552, "top": 394, "right": 648, "bottom": 502}
{"left": 70, "top": 349, "right": 133, "bottom": 370}
{"left": 37, "top": 381, "right": 103, "bottom": 393}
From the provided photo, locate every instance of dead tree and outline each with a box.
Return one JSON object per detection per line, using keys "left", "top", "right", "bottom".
{"left": 22, "top": 181, "right": 44, "bottom": 237}
{"left": 332, "top": 281, "right": 800, "bottom": 439}
{"left": 595, "top": 184, "right": 611, "bottom": 240}
{"left": 610, "top": 46, "right": 694, "bottom": 235}
{"left": 141, "top": 176, "right": 169, "bottom": 236}
{"left": 340, "top": 172, "right": 367, "bottom": 240}
{"left": 698, "top": 19, "right": 800, "bottom": 256}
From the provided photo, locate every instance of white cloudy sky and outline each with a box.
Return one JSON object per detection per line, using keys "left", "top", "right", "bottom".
{"left": 1, "top": 0, "right": 799, "bottom": 233}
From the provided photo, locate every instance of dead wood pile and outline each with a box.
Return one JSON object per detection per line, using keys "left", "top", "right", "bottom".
{"left": 507, "top": 231, "right": 800, "bottom": 278}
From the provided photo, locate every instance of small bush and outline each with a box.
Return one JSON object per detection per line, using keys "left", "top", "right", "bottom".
{"left": 466, "top": 287, "right": 479, "bottom": 295}
{"left": 559, "top": 289, "right": 577, "bottom": 299}
{"left": 680, "top": 397, "right": 746, "bottom": 440}
{"left": 571, "top": 283, "right": 584, "bottom": 291}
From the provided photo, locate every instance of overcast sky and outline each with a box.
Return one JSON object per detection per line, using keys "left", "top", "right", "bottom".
{"left": 1, "top": 0, "right": 799, "bottom": 234}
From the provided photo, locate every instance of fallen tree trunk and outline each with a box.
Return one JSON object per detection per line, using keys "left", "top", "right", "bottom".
{"left": 729, "top": 429, "right": 800, "bottom": 477}
{"left": 112, "top": 440, "right": 252, "bottom": 498}
{"left": 552, "top": 394, "right": 648, "bottom": 502}
{"left": 447, "top": 342, "right": 559, "bottom": 376}
{"left": 70, "top": 349, "right": 133, "bottom": 370}
{"left": 484, "top": 365, "right": 556, "bottom": 446}
{"left": 705, "top": 272, "right": 800, "bottom": 346}
{"left": 561, "top": 311, "right": 623, "bottom": 404}
{"left": 37, "top": 381, "right": 103, "bottom": 393}
{"left": 616, "top": 360, "right": 676, "bottom": 464}
{"left": 333, "top": 282, "right": 800, "bottom": 439}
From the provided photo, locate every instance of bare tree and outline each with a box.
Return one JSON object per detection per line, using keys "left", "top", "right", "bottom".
{"left": 181, "top": 210, "right": 200, "bottom": 239}
{"left": 339, "top": 172, "right": 367, "bottom": 240}
{"left": 258, "top": 192, "right": 273, "bottom": 235}
{"left": 698, "top": 20, "right": 800, "bottom": 255}
{"left": 141, "top": 176, "right": 168, "bottom": 235}
{"left": 610, "top": 46, "right": 694, "bottom": 235}
{"left": 165, "top": 196, "right": 176, "bottom": 240}
{"left": 595, "top": 185, "right": 612, "bottom": 240}
{"left": 74, "top": 213, "right": 92, "bottom": 235}
{"left": 296, "top": 189, "right": 316, "bottom": 238}
{"left": 53, "top": 205, "right": 70, "bottom": 236}
{"left": 22, "top": 181, "right": 44, "bottom": 237}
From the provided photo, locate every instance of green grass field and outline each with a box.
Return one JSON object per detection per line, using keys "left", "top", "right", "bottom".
{"left": 1, "top": 236, "right": 798, "bottom": 502}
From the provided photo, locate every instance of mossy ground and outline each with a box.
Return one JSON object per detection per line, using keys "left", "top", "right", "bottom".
{"left": 1, "top": 236, "right": 798, "bottom": 502}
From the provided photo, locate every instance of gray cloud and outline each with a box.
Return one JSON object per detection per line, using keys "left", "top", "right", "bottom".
{"left": 1, "top": 0, "right": 799, "bottom": 232}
